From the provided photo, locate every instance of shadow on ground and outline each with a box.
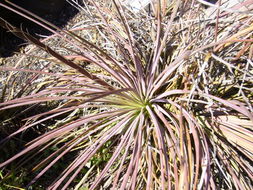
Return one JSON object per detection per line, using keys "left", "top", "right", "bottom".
{"left": 0, "top": 0, "right": 79, "bottom": 57}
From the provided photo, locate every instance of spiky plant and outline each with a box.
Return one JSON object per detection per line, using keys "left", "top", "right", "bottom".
{"left": 0, "top": 0, "right": 252, "bottom": 189}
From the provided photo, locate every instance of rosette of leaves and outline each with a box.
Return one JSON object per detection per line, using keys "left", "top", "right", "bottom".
{"left": 0, "top": 0, "right": 252, "bottom": 189}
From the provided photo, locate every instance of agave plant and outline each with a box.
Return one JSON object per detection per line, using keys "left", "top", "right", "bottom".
{"left": 0, "top": 0, "right": 252, "bottom": 189}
